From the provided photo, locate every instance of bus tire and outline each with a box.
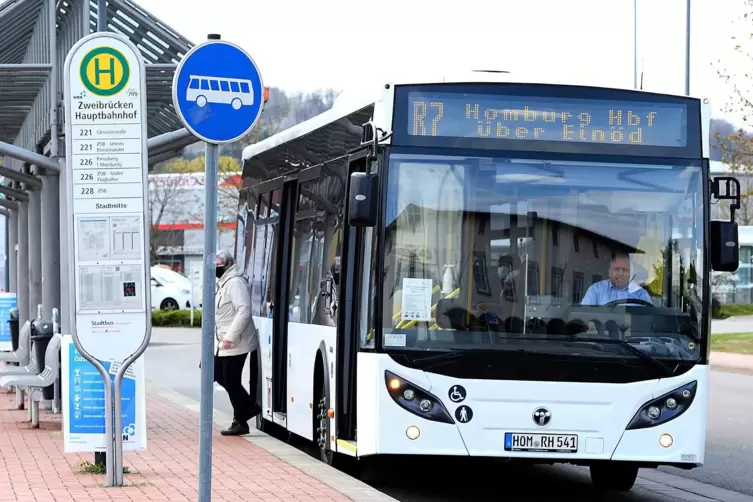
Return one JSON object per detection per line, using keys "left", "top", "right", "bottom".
{"left": 589, "top": 463, "right": 639, "bottom": 491}
{"left": 313, "top": 357, "right": 334, "bottom": 465}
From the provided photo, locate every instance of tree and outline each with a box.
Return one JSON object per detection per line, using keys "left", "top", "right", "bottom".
{"left": 148, "top": 161, "right": 194, "bottom": 264}
{"left": 714, "top": 1, "right": 753, "bottom": 171}
{"left": 150, "top": 155, "right": 242, "bottom": 251}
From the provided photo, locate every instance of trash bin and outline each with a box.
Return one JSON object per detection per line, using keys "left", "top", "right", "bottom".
{"left": 8, "top": 308, "right": 19, "bottom": 352}
{"left": 30, "top": 318, "right": 54, "bottom": 400}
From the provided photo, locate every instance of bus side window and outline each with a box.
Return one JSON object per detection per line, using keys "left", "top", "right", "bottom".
{"left": 200, "top": 79, "right": 210, "bottom": 90}
{"left": 230, "top": 81, "right": 240, "bottom": 93}
{"left": 240, "top": 82, "right": 251, "bottom": 94}
{"left": 189, "top": 78, "right": 200, "bottom": 89}
{"left": 220, "top": 80, "right": 230, "bottom": 92}
{"left": 210, "top": 80, "right": 220, "bottom": 91}
{"left": 312, "top": 162, "right": 347, "bottom": 327}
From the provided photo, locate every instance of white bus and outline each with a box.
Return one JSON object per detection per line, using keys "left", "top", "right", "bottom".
{"left": 236, "top": 72, "right": 741, "bottom": 491}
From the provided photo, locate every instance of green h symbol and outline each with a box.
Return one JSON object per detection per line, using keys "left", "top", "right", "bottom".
{"left": 94, "top": 56, "right": 116, "bottom": 86}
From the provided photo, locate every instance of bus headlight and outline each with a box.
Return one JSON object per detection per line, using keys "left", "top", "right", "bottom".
{"left": 384, "top": 370, "right": 455, "bottom": 424}
{"left": 626, "top": 381, "right": 697, "bottom": 430}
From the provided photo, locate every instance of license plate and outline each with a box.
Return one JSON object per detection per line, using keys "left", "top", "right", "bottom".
{"left": 504, "top": 433, "right": 578, "bottom": 453}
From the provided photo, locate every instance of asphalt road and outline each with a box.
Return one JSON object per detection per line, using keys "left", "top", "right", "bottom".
{"left": 145, "top": 327, "right": 753, "bottom": 502}
{"left": 712, "top": 316, "right": 753, "bottom": 335}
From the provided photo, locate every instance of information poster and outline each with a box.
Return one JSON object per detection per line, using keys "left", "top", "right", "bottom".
{"left": 61, "top": 335, "right": 147, "bottom": 452}
{"left": 400, "top": 278, "right": 432, "bottom": 321}
{"left": 0, "top": 292, "right": 17, "bottom": 351}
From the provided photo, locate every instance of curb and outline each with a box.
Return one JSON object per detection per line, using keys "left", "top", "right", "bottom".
{"left": 145, "top": 381, "right": 397, "bottom": 502}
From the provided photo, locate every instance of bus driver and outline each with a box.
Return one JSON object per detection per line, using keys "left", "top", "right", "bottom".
{"left": 580, "top": 252, "right": 653, "bottom": 306}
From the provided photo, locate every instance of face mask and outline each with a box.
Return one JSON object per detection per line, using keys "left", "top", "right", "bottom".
{"left": 215, "top": 266, "right": 225, "bottom": 278}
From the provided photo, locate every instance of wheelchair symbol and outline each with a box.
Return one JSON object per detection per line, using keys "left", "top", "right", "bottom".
{"left": 448, "top": 385, "right": 466, "bottom": 403}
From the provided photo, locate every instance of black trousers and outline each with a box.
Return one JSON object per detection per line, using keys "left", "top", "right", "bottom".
{"left": 214, "top": 352, "right": 256, "bottom": 423}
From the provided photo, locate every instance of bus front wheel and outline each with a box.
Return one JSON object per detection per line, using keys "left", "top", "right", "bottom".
{"left": 231, "top": 98, "right": 242, "bottom": 110}
{"left": 316, "top": 379, "right": 334, "bottom": 465}
{"left": 590, "top": 463, "right": 639, "bottom": 491}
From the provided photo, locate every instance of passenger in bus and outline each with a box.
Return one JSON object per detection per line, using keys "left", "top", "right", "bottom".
{"left": 580, "top": 252, "right": 653, "bottom": 306}
{"left": 214, "top": 250, "right": 260, "bottom": 436}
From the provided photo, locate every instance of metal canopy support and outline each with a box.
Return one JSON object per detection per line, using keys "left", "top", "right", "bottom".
{"left": 41, "top": 170, "right": 59, "bottom": 324}
{"left": 28, "top": 185, "right": 41, "bottom": 321}
{"left": 0, "top": 141, "right": 59, "bottom": 172}
{"left": 16, "top": 201, "right": 28, "bottom": 327}
{"left": 8, "top": 208, "right": 17, "bottom": 293}
{"left": 147, "top": 127, "right": 196, "bottom": 155}
{"left": 0, "top": 185, "right": 28, "bottom": 201}
{"left": 43, "top": 0, "right": 61, "bottom": 330}
{"left": 0, "top": 165, "right": 41, "bottom": 188}
{"left": 0, "top": 199, "right": 19, "bottom": 211}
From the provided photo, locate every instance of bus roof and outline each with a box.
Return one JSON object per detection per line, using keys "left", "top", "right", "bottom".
{"left": 241, "top": 89, "right": 379, "bottom": 161}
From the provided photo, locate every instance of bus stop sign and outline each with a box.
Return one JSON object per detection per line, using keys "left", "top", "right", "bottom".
{"left": 172, "top": 39, "right": 264, "bottom": 144}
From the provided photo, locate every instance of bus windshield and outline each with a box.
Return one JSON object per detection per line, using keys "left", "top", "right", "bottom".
{"left": 381, "top": 150, "right": 706, "bottom": 363}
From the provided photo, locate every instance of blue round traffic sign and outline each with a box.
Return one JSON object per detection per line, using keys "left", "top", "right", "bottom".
{"left": 172, "top": 40, "right": 264, "bottom": 144}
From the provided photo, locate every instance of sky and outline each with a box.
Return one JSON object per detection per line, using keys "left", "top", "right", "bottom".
{"left": 133, "top": 0, "right": 750, "bottom": 122}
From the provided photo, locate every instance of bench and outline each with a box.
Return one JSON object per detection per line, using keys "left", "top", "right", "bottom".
{"left": 0, "top": 320, "right": 31, "bottom": 366}
{"left": 0, "top": 334, "right": 62, "bottom": 428}
{"left": 0, "top": 320, "right": 32, "bottom": 409}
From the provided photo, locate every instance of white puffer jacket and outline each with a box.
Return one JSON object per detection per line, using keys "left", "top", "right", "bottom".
{"left": 214, "top": 264, "right": 257, "bottom": 357}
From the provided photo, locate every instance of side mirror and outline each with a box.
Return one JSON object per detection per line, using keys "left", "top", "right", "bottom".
{"left": 710, "top": 220, "right": 739, "bottom": 272}
{"left": 347, "top": 172, "right": 378, "bottom": 227}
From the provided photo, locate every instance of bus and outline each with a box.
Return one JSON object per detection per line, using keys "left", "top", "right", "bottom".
{"left": 236, "top": 72, "right": 741, "bottom": 491}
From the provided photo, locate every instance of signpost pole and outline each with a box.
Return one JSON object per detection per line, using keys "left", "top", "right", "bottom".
{"left": 171, "top": 33, "right": 264, "bottom": 501}
{"left": 199, "top": 140, "right": 218, "bottom": 501}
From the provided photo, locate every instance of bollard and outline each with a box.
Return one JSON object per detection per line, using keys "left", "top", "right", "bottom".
{"left": 30, "top": 398, "right": 39, "bottom": 428}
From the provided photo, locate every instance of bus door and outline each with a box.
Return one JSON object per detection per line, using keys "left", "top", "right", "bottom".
{"left": 335, "top": 150, "right": 371, "bottom": 441}
{"left": 268, "top": 168, "right": 322, "bottom": 421}
{"left": 254, "top": 176, "right": 295, "bottom": 421}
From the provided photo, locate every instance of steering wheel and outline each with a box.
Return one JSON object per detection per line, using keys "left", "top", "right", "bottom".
{"left": 605, "top": 298, "right": 654, "bottom": 307}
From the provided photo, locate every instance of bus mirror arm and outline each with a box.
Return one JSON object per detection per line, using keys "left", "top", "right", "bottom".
{"left": 709, "top": 176, "right": 741, "bottom": 272}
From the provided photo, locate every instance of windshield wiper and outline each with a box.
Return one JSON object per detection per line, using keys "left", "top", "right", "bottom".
{"left": 410, "top": 349, "right": 466, "bottom": 370}
{"left": 570, "top": 337, "right": 674, "bottom": 377}
{"left": 410, "top": 348, "right": 531, "bottom": 371}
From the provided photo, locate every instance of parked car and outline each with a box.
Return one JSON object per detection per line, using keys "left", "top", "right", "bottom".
{"left": 150, "top": 266, "right": 192, "bottom": 311}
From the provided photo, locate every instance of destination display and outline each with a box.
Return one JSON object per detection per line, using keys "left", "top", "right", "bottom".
{"left": 405, "top": 91, "right": 689, "bottom": 149}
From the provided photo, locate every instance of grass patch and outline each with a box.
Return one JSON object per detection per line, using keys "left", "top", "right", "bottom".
{"left": 713, "top": 303, "right": 753, "bottom": 319}
{"left": 151, "top": 309, "right": 201, "bottom": 327}
{"left": 711, "top": 332, "right": 753, "bottom": 355}
{"left": 79, "top": 460, "right": 131, "bottom": 475}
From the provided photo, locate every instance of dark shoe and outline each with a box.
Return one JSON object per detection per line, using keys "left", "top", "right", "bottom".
{"left": 221, "top": 420, "right": 249, "bottom": 436}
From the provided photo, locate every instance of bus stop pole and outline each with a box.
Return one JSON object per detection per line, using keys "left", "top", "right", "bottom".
{"left": 198, "top": 141, "right": 219, "bottom": 501}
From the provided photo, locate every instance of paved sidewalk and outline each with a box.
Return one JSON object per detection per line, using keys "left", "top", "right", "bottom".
{"left": 0, "top": 387, "right": 384, "bottom": 501}
{"left": 710, "top": 351, "right": 753, "bottom": 372}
